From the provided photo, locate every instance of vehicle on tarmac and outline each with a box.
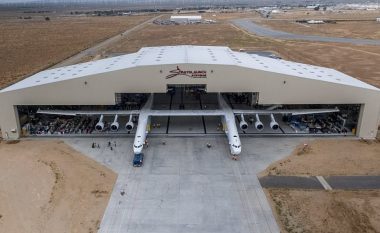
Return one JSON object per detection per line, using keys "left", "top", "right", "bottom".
{"left": 133, "top": 153, "right": 144, "bottom": 167}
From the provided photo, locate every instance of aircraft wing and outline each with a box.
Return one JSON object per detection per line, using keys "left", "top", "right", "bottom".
{"left": 37, "top": 108, "right": 339, "bottom": 117}
{"left": 148, "top": 110, "right": 225, "bottom": 116}
{"left": 232, "top": 108, "right": 339, "bottom": 115}
{"left": 36, "top": 109, "right": 140, "bottom": 116}
{"left": 36, "top": 109, "right": 226, "bottom": 117}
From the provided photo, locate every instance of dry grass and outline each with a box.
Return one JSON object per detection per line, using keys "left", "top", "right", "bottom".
{"left": 269, "top": 9, "right": 380, "bottom": 20}
{"left": 262, "top": 135, "right": 380, "bottom": 233}
{"left": 274, "top": 41, "right": 380, "bottom": 88}
{"left": 263, "top": 139, "right": 380, "bottom": 176}
{"left": 257, "top": 20, "right": 380, "bottom": 40}
{"left": 267, "top": 189, "right": 380, "bottom": 233}
{"left": 248, "top": 11, "right": 380, "bottom": 88}
{"left": 0, "top": 15, "right": 153, "bottom": 89}
{"left": 1, "top": 11, "right": 380, "bottom": 91}
{"left": 104, "top": 12, "right": 270, "bottom": 54}
{"left": 104, "top": 23, "right": 274, "bottom": 54}
{"left": 0, "top": 140, "right": 116, "bottom": 233}
{"left": 103, "top": 17, "right": 380, "bottom": 88}
{"left": 99, "top": 12, "right": 380, "bottom": 88}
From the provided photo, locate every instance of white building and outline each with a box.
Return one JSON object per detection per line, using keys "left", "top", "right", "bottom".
{"left": 0, "top": 45, "right": 379, "bottom": 141}
{"left": 376, "top": 18, "right": 380, "bottom": 22}
{"left": 170, "top": 15, "right": 202, "bottom": 24}
{"left": 307, "top": 20, "right": 325, "bottom": 24}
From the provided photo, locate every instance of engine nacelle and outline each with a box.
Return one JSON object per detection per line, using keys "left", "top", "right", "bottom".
{"left": 255, "top": 114, "right": 264, "bottom": 131}
{"left": 110, "top": 115, "right": 119, "bottom": 132}
{"left": 125, "top": 115, "right": 134, "bottom": 131}
{"left": 126, "top": 122, "right": 134, "bottom": 131}
{"left": 95, "top": 115, "right": 104, "bottom": 131}
{"left": 239, "top": 114, "right": 248, "bottom": 130}
{"left": 270, "top": 114, "right": 279, "bottom": 130}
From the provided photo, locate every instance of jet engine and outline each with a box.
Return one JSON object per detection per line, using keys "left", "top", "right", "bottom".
{"left": 270, "top": 114, "right": 279, "bottom": 130}
{"left": 255, "top": 114, "right": 264, "bottom": 131}
{"left": 125, "top": 115, "right": 134, "bottom": 131}
{"left": 110, "top": 115, "right": 119, "bottom": 132}
{"left": 95, "top": 115, "right": 104, "bottom": 131}
{"left": 239, "top": 114, "right": 248, "bottom": 131}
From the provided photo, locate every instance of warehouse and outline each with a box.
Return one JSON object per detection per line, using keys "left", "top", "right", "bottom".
{"left": 170, "top": 15, "right": 202, "bottom": 24}
{"left": 0, "top": 46, "right": 379, "bottom": 156}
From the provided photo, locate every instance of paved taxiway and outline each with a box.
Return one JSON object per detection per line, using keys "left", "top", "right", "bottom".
{"left": 232, "top": 19, "right": 380, "bottom": 46}
{"left": 66, "top": 136, "right": 304, "bottom": 233}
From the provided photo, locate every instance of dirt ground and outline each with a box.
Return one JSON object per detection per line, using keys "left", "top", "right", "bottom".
{"left": 246, "top": 11, "right": 380, "bottom": 88}
{"left": 266, "top": 189, "right": 380, "bottom": 233}
{"left": 262, "top": 139, "right": 380, "bottom": 176}
{"left": 269, "top": 9, "right": 380, "bottom": 20}
{"left": 104, "top": 12, "right": 270, "bottom": 54}
{"left": 1, "top": 10, "right": 380, "bottom": 89}
{"left": 262, "top": 138, "right": 380, "bottom": 233}
{"left": 246, "top": 10, "right": 380, "bottom": 88}
{"left": 0, "top": 14, "right": 153, "bottom": 89}
{"left": 256, "top": 20, "right": 380, "bottom": 40}
{"left": 101, "top": 12, "right": 380, "bottom": 88}
{"left": 273, "top": 41, "right": 380, "bottom": 88}
{"left": 0, "top": 140, "right": 116, "bottom": 233}
{"left": 104, "top": 23, "right": 273, "bottom": 54}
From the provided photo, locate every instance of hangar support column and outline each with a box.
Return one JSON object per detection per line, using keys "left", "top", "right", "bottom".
{"left": 357, "top": 102, "right": 380, "bottom": 139}
{"left": 0, "top": 105, "right": 21, "bottom": 140}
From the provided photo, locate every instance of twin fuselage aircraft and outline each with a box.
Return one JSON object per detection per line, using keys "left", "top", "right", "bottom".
{"left": 37, "top": 94, "right": 339, "bottom": 159}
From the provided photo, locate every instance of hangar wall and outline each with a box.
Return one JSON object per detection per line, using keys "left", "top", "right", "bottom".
{"left": 0, "top": 64, "right": 379, "bottom": 139}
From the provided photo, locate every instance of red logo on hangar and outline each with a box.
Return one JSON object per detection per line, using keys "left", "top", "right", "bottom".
{"left": 166, "top": 66, "right": 207, "bottom": 79}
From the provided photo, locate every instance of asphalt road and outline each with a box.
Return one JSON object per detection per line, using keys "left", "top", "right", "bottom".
{"left": 259, "top": 176, "right": 323, "bottom": 189}
{"left": 231, "top": 19, "right": 380, "bottom": 46}
{"left": 326, "top": 176, "right": 380, "bottom": 189}
{"left": 260, "top": 175, "right": 380, "bottom": 189}
{"left": 52, "top": 14, "right": 162, "bottom": 68}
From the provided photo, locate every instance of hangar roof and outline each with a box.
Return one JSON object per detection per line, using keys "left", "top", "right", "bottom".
{"left": 1, "top": 45, "right": 378, "bottom": 93}
{"left": 170, "top": 15, "right": 202, "bottom": 20}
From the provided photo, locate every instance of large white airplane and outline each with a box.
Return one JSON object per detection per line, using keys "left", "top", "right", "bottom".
{"left": 37, "top": 94, "right": 339, "bottom": 159}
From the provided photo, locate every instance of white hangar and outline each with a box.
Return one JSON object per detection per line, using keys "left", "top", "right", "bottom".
{"left": 0, "top": 45, "right": 379, "bottom": 155}
{"left": 170, "top": 15, "right": 202, "bottom": 23}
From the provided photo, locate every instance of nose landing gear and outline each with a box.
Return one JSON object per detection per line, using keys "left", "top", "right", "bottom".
{"left": 231, "top": 155, "right": 239, "bottom": 160}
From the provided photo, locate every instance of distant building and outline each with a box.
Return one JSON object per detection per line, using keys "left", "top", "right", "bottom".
{"left": 376, "top": 18, "right": 380, "bottom": 22}
{"left": 306, "top": 4, "right": 320, "bottom": 10}
{"left": 307, "top": 20, "right": 325, "bottom": 24}
{"left": 170, "top": 15, "right": 202, "bottom": 24}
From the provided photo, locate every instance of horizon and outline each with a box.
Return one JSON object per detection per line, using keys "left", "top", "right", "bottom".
{"left": 0, "top": 0, "right": 378, "bottom": 5}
